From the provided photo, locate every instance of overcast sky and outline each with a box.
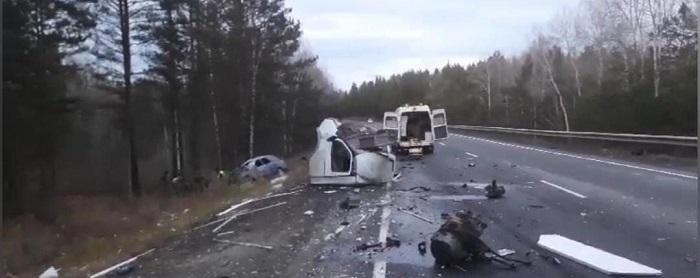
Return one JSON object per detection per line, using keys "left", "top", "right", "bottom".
{"left": 286, "top": 0, "right": 580, "bottom": 90}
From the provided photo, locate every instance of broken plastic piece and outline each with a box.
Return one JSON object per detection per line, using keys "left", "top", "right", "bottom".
{"left": 89, "top": 249, "right": 155, "bottom": 278}
{"left": 497, "top": 249, "right": 516, "bottom": 256}
{"left": 39, "top": 266, "right": 59, "bottom": 278}
{"left": 537, "top": 234, "right": 662, "bottom": 276}
{"left": 214, "top": 239, "right": 273, "bottom": 250}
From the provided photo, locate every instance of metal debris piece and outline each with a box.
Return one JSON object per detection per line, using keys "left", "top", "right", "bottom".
{"left": 340, "top": 197, "right": 360, "bottom": 210}
{"left": 386, "top": 237, "right": 401, "bottom": 248}
{"left": 304, "top": 210, "right": 314, "bottom": 216}
{"left": 418, "top": 241, "right": 427, "bottom": 256}
{"left": 340, "top": 221, "right": 350, "bottom": 226}
{"left": 397, "top": 208, "right": 434, "bottom": 224}
{"left": 324, "top": 190, "right": 337, "bottom": 194}
{"left": 528, "top": 204, "right": 545, "bottom": 209}
{"left": 430, "top": 211, "right": 530, "bottom": 268}
{"left": 468, "top": 163, "right": 476, "bottom": 167}
{"left": 214, "top": 239, "right": 273, "bottom": 250}
{"left": 354, "top": 242, "right": 382, "bottom": 252}
{"left": 485, "top": 180, "right": 505, "bottom": 199}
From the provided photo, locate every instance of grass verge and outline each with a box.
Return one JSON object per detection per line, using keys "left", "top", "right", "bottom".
{"left": 3, "top": 177, "right": 280, "bottom": 277}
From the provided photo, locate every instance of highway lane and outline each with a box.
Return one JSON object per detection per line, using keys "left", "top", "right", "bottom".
{"left": 406, "top": 132, "right": 697, "bottom": 277}
{"left": 125, "top": 131, "right": 697, "bottom": 277}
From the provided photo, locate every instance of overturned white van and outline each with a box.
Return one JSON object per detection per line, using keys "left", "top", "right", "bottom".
{"left": 309, "top": 118, "right": 396, "bottom": 185}
{"left": 383, "top": 104, "right": 448, "bottom": 155}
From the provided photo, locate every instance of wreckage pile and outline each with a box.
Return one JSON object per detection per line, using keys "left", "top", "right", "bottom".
{"left": 430, "top": 211, "right": 530, "bottom": 269}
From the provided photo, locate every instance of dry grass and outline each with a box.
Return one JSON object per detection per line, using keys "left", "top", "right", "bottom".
{"left": 2, "top": 178, "right": 282, "bottom": 278}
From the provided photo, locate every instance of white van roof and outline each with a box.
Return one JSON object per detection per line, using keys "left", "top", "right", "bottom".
{"left": 395, "top": 104, "right": 431, "bottom": 114}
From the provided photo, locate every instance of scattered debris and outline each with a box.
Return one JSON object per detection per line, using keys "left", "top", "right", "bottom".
{"left": 485, "top": 180, "right": 505, "bottom": 199}
{"left": 441, "top": 212, "right": 450, "bottom": 219}
{"left": 217, "top": 190, "right": 300, "bottom": 216}
{"left": 39, "top": 266, "right": 59, "bottom": 278}
{"left": 340, "top": 197, "right": 361, "bottom": 210}
{"left": 400, "top": 186, "right": 431, "bottom": 192}
{"left": 683, "top": 256, "right": 697, "bottom": 265}
{"left": 528, "top": 204, "right": 545, "bottom": 209}
{"left": 353, "top": 188, "right": 361, "bottom": 193}
{"left": 418, "top": 241, "right": 427, "bottom": 256}
{"left": 397, "top": 208, "right": 434, "bottom": 224}
{"left": 537, "top": 234, "right": 662, "bottom": 276}
{"left": 304, "top": 210, "right": 315, "bottom": 216}
{"left": 340, "top": 221, "right": 350, "bottom": 226}
{"left": 213, "top": 202, "right": 288, "bottom": 233}
{"left": 89, "top": 249, "right": 155, "bottom": 278}
{"left": 429, "top": 195, "right": 487, "bottom": 201}
{"left": 540, "top": 254, "right": 562, "bottom": 265}
{"left": 468, "top": 163, "right": 476, "bottom": 167}
{"left": 323, "top": 190, "right": 337, "bottom": 194}
{"left": 193, "top": 216, "right": 228, "bottom": 231}
{"left": 214, "top": 239, "right": 273, "bottom": 250}
{"left": 386, "top": 237, "right": 401, "bottom": 248}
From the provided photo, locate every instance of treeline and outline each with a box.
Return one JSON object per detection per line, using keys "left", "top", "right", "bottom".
{"left": 333, "top": 0, "right": 697, "bottom": 136}
{"left": 3, "top": 0, "right": 330, "bottom": 217}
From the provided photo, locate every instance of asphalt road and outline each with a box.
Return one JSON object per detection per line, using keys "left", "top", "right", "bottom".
{"left": 124, "top": 131, "right": 698, "bottom": 278}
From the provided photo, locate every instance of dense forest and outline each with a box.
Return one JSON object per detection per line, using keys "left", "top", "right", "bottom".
{"left": 333, "top": 0, "right": 697, "bottom": 136}
{"left": 3, "top": 0, "right": 332, "bottom": 217}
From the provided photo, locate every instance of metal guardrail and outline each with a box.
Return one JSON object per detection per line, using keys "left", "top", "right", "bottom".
{"left": 450, "top": 125, "right": 697, "bottom": 147}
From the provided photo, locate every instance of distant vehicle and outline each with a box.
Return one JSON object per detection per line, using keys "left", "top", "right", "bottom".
{"left": 367, "top": 118, "right": 374, "bottom": 123}
{"left": 236, "top": 155, "right": 287, "bottom": 182}
{"left": 383, "top": 104, "right": 448, "bottom": 155}
{"left": 309, "top": 118, "right": 396, "bottom": 185}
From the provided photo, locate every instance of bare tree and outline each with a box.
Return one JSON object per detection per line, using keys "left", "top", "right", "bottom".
{"left": 551, "top": 7, "right": 583, "bottom": 97}
{"left": 533, "top": 35, "right": 571, "bottom": 131}
{"left": 645, "top": 0, "right": 679, "bottom": 98}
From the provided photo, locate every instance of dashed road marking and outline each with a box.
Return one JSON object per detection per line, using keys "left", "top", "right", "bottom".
{"left": 541, "top": 180, "right": 587, "bottom": 199}
{"left": 438, "top": 142, "right": 446, "bottom": 146}
{"left": 465, "top": 151, "right": 479, "bottom": 158}
{"left": 457, "top": 135, "right": 697, "bottom": 180}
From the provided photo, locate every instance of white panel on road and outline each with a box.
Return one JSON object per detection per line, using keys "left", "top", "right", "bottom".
{"left": 537, "top": 234, "right": 662, "bottom": 276}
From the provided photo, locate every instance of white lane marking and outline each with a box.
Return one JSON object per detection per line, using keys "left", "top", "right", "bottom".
{"left": 464, "top": 151, "right": 479, "bottom": 158}
{"left": 373, "top": 261, "right": 387, "bottom": 278}
{"left": 459, "top": 135, "right": 697, "bottom": 180}
{"left": 438, "top": 142, "right": 446, "bottom": 146}
{"left": 373, "top": 185, "right": 392, "bottom": 278}
{"left": 541, "top": 180, "right": 587, "bottom": 199}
